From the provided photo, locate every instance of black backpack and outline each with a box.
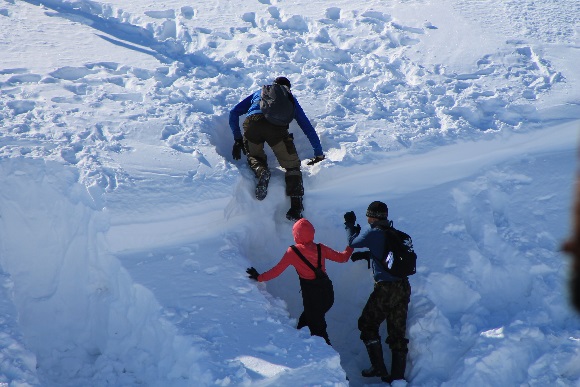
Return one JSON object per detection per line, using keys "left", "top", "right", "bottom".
{"left": 380, "top": 222, "right": 417, "bottom": 278}
{"left": 260, "top": 83, "right": 295, "bottom": 126}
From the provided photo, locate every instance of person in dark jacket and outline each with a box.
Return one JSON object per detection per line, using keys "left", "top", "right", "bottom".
{"left": 344, "top": 201, "right": 412, "bottom": 383}
{"left": 246, "top": 218, "right": 352, "bottom": 344}
{"left": 229, "top": 76, "right": 325, "bottom": 221}
{"left": 563, "top": 148, "right": 580, "bottom": 313}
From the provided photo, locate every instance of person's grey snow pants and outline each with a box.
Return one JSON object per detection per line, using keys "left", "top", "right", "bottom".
{"left": 242, "top": 114, "right": 304, "bottom": 197}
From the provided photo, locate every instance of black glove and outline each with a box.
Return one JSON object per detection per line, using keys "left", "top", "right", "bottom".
{"left": 246, "top": 267, "right": 260, "bottom": 281}
{"left": 232, "top": 139, "right": 246, "bottom": 160}
{"left": 344, "top": 211, "right": 356, "bottom": 225}
{"left": 351, "top": 251, "right": 371, "bottom": 263}
{"left": 307, "top": 154, "right": 325, "bottom": 165}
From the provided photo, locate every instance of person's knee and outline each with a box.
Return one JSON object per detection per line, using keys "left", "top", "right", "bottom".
{"left": 358, "top": 317, "right": 380, "bottom": 342}
{"left": 359, "top": 330, "right": 380, "bottom": 342}
{"left": 278, "top": 155, "right": 300, "bottom": 171}
{"left": 274, "top": 138, "right": 300, "bottom": 170}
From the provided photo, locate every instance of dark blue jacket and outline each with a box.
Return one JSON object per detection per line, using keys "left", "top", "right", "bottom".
{"left": 229, "top": 89, "right": 323, "bottom": 157}
{"left": 346, "top": 219, "right": 401, "bottom": 283}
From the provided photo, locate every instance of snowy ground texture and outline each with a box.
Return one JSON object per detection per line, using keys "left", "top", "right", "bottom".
{"left": 1, "top": 0, "right": 580, "bottom": 386}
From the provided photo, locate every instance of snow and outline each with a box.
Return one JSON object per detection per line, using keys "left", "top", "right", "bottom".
{"left": 1, "top": 0, "right": 579, "bottom": 386}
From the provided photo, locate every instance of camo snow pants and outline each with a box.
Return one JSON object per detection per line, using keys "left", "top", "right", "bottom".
{"left": 358, "top": 278, "right": 411, "bottom": 352}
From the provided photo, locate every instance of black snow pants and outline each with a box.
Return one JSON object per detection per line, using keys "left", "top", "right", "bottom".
{"left": 297, "top": 277, "right": 334, "bottom": 345}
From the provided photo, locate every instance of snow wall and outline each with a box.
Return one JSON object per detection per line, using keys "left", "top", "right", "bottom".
{"left": 0, "top": 158, "right": 209, "bottom": 386}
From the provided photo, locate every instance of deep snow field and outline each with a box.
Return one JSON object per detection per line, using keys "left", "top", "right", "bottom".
{"left": 1, "top": 0, "right": 580, "bottom": 386}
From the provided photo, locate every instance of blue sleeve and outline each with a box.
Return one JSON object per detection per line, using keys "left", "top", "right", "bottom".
{"left": 346, "top": 223, "right": 368, "bottom": 248}
{"left": 293, "top": 97, "right": 323, "bottom": 157}
{"left": 229, "top": 94, "right": 253, "bottom": 140}
{"left": 347, "top": 226, "right": 399, "bottom": 282}
{"left": 347, "top": 226, "right": 385, "bottom": 254}
{"left": 350, "top": 230, "right": 373, "bottom": 249}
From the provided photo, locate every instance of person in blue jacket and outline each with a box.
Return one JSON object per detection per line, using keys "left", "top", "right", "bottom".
{"left": 229, "top": 76, "right": 325, "bottom": 221}
{"left": 344, "top": 201, "right": 411, "bottom": 384}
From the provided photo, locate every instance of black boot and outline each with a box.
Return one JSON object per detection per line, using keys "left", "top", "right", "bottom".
{"left": 390, "top": 350, "right": 407, "bottom": 381}
{"left": 286, "top": 196, "right": 303, "bottom": 221}
{"left": 255, "top": 169, "right": 271, "bottom": 201}
{"left": 361, "top": 340, "right": 390, "bottom": 382}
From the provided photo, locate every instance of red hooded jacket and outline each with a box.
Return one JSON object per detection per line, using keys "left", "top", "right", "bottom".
{"left": 258, "top": 218, "right": 354, "bottom": 282}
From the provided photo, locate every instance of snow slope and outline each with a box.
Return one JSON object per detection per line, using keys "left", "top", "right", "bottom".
{"left": 1, "top": 0, "right": 579, "bottom": 385}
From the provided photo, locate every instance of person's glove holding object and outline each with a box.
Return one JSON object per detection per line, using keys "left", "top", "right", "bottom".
{"left": 351, "top": 251, "right": 371, "bottom": 263}
{"left": 307, "top": 154, "right": 325, "bottom": 165}
{"left": 232, "top": 139, "right": 246, "bottom": 160}
{"left": 246, "top": 267, "right": 260, "bottom": 281}
{"left": 344, "top": 211, "right": 361, "bottom": 235}
{"left": 344, "top": 211, "right": 356, "bottom": 225}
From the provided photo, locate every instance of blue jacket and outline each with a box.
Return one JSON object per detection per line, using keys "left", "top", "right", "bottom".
{"left": 346, "top": 219, "right": 401, "bottom": 283}
{"left": 229, "top": 89, "right": 323, "bottom": 157}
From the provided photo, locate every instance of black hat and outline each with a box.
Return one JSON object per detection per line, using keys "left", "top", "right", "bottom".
{"left": 274, "top": 76, "right": 291, "bottom": 89}
{"left": 366, "top": 201, "right": 388, "bottom": 220}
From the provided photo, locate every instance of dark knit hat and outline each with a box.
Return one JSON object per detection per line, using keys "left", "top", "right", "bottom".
{"left": 274, "top": 76, "right": 291, "bottom": 89}
{"left": 366, "top": 201, "right": 388, "bottom": 219}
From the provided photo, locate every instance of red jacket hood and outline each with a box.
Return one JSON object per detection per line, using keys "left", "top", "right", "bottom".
{"left": 292, "top": 218, "right": 315, "bottom": 245}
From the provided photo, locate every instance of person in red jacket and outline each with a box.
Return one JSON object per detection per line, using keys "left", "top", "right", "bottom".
{"left": 246, "top": 218, "right": 353, "bottom": 344}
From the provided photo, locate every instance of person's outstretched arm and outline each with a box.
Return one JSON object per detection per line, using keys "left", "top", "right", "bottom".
{"left": 321, "top": 244, "right": 354, "bottom": 263}
{"left": 256, "top": 250, "right": 293, "bottom": 282}
{"left": 293, "top": 97, "right": 323, "bottom": 157}
{"left": 229, "top": 94, "right": 253, "bottom": 139}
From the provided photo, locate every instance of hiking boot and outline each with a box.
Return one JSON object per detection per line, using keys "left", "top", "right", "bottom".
{"left": 255, "top": 169, "right": 271, "bottom": 201}
{"left": 390, "top": 350, "right": 407, "bottom": 382}
{"left": 285, "top": 196, "right": 303, "bottom": 221}
{"left": 362, "top": 340, "right": 391, "bottom": 382}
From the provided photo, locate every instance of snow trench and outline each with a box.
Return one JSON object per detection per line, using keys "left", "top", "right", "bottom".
{"left": 0, "top": 158, "right": 210, "bottom": 386}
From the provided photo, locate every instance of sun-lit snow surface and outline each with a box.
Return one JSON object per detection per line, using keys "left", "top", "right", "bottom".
{"left": 1, "top": 0, "right": 579, "bottom": 386}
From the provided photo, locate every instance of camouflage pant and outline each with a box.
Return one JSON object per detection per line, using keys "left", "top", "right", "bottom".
{"left": 242, "top": 114, "right": 303, "bottom": 196}
{"left": 358, "top": 279, "right": 411, "bottom": 352}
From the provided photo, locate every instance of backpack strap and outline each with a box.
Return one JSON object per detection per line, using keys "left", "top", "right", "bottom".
{"left": 384, "top": 224, "right": 404, "bottom": 257}
{"left": 376, "top": 222, "right": 398, "bottom": 272}
{"left": 379, "top": 220, "right": 395, "bottom": 256}
{"left": 290, "top": 244, "right": 322, "bottom": 275}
